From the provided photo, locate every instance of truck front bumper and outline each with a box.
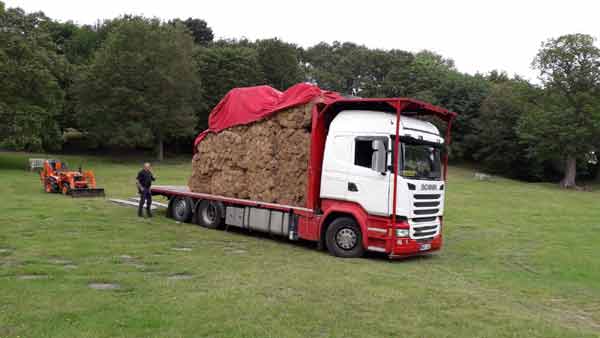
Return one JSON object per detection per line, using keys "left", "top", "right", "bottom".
{"left": 365, "top": 216, "right": 443, "bottom": 258}
{"left": 388, "top": 234, "right": 442, "bottom": 258}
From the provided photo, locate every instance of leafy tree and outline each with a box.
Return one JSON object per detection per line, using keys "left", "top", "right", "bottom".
{"left": 195, "top": 44, "right": 264, "bottom": 128}
{"left": 520, "top": 34, "right": 600, "bottom": 187}
{"left": 304, "top": 42, "right": 371, "bottom": 95}
{"left": 75, "top": 16, "right": 200, "bottom": 160}
{"left": 475, "top": 77, "right": 545, "bottom": 179}
{"left": 403, "top": 50, "right": 456, "bottom": 101}
{"left": 47, "top": 21, "right": 105, "bottom": 65}
{"left": 0, "top": 3, "right": 65, "bottom": 151}
{"left": 59, "top": 23, "right": 109, "bottom": 130}
{"left": 45, "top": 20, "right": 116, "bottom": 136}
{"left": 304, "top": 42, "right": 409, "bottom": 97}
{"left": 170, "top": 18, "right": 213, "bottom": 45}
{"left": 184, "top": 18, "right": 213, "bottom": 45}
{"left": 256, "top": 38, "right": 303, "bottom": 89}
{"left": 210, "top": 38, "right": 255, "bottom": 49}
{"left": 486, "top": 70, "right": 511, "bottom": 83}
{"left": 365, "top": 49, "right": 414, "bottom": 97}
{"left": 433, "top": 72, "right": 490, "bottom": 159}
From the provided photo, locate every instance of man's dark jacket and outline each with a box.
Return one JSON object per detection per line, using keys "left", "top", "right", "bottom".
{"left": 137, "top": 170, "right": 155, "bottom": 191}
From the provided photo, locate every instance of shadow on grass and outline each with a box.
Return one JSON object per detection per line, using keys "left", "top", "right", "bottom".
{"left": 192, "top": 224, "right": 440, "bottom": 263}
{"left": 223, "top": 226, "right": 318, "bottom": 252}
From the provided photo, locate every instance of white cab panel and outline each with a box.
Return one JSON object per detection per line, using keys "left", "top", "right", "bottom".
{"left": 320, "top": 110, "right": 445, "bottom": 218}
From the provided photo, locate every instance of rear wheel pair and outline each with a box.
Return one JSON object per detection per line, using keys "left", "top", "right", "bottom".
{"left": 169, "top": 197, "right": 223, "bottom": 229}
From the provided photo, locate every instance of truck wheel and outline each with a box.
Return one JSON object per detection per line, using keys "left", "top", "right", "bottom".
{"left": 325, "top": 217, "right": 365, "bottom": 258}
{"left": 196, "top": 200, "right": 224, "bottom": 229}
{"left": 61, "top": 183, "right": 70, "bottom": 195}
{"left": 170, "top": 197, "right": 192, "bottom": 223}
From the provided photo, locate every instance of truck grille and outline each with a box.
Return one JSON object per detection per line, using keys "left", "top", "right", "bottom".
{"left": 414, "top": 201, "right": 439, "bottom": 208}
{"left": 412, "top": 193, "right": 442, "bottom": 217}
{"left": 413, "top": 194, "right": 440, "bottom": 200}
{"left": 409, "top": 187, "right": 443, "bottom": 239}
{"left": 409, "top": 217, "right": 440, "bottom": 240}
{"left": 414, "top": 209, "right": 439, "bottom": 215}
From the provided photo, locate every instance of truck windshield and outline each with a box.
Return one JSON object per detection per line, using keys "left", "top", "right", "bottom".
{"left": 391, "top": 136, "right": 442, "bottom": 180}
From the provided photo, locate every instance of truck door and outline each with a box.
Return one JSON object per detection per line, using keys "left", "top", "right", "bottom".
{"left": 345, "top": 136, "right": 390, "bottom": 216}
{"left": 320, "top": 135, "right": 353, "bottom": 200}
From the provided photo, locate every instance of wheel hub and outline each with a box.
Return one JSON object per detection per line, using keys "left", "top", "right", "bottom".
{"left": 336, "top": 228, "right": 357, "bottom": 250}
{"left": 175, "top": 200, "right": 187, "bottom": 216}
{"left": 202, "top": 204, "right": 217, "bottom": 224}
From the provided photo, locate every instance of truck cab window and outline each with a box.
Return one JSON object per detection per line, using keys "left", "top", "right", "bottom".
{"left": 404, "top": 144, "right": 441, "bottom": 179}
{"left": 391, "top": 135, "right": 442, "bottom": 180}
{"left": 354, "top": 139, "right": 374, "bottom": 168}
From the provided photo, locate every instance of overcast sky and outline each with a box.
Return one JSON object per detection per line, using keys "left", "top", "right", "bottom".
{"left": 5, "top": 0, "right": 600, "bottom": 82}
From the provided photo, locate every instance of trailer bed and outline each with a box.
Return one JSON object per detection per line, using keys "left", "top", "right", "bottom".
{"left": 151, "top": 185, "right": 314, "bottom": 214}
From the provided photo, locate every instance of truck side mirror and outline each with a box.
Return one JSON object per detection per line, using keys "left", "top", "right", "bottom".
{"left": 371, "top": 140, "right": 387, "bottom": 174}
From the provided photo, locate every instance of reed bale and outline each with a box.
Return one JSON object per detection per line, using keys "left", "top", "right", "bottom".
{"left": 272, "top": 104, "right": 312, "bottom": 129}
{"left": 188, "top": 103, "right": 313, "bottom": 206}
{"left": 246, "top": 168, "right": 277, "bottom": 202}
{"left": 272, "top": 128, "right": 311, "bottom": 206}
{"left": 211, "top": 169, "right": 248, "bottom": 197}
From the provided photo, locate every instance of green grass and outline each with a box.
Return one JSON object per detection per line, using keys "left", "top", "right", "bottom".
{"left": 0, "top": 151, "right": 599, "bottom": 338}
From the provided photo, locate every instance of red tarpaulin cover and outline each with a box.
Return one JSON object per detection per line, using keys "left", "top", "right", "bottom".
{"left": 193, "top": 83, "right": 341, "bottom": 149}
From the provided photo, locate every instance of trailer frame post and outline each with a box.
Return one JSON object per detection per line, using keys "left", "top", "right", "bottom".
{"left": 391, "top": 100, "right": 407, "bottom": 241}
{"left": 443, "top": 118, "right": 453, "bottom": 181}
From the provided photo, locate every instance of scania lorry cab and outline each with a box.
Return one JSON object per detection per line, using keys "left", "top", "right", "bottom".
{"left": 320, "top": 110, "right": 445, "bottom": 255}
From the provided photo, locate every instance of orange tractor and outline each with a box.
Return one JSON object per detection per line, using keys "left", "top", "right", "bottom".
{"left": 40, "top": 159, "right": 105, "bottom": 197}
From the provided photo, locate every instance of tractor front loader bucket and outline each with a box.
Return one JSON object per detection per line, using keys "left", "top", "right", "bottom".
{"left": 70, "top": 188, "right": 105, "bottom": 198}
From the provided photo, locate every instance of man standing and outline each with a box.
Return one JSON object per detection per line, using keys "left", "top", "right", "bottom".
{"left": 136, "top": 162, "right": 155, "bottom": 217}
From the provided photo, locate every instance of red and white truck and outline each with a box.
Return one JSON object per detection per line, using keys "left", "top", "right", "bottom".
{"left": 152, "top": 91, "right": 456, "bottom": 259}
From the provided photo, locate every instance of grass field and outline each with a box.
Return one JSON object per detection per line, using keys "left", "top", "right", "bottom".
{"left": 0, "top": 151, "right": 599, "bottom": 338}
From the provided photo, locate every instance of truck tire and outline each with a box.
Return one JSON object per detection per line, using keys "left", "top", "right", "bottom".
{"left": 196, "top": 200, "right": 224, "bottom": 229}
{"left": 325, "top": 217, "right": 365, "bottom": 258}
{"left": 170, "top": 197, "right": 192, "bottom": 223}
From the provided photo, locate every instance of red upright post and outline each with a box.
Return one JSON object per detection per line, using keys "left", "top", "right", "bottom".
{"left": 391, "top": 101, "right": 402, "bottom": 227}
{"left": 443, "top": 118, "right": 453, "bottom": 180}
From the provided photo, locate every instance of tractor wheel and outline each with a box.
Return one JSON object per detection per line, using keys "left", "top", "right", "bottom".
{"left": 45, "top": 178, "right": 58, "bottom": 193}
{"left": 61, "top": 183, "right": 71, "bottom": 195}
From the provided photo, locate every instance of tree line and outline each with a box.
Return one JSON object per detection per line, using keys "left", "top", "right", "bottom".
{"left": 1, "top": 2, "right": 599, "bottom": 187}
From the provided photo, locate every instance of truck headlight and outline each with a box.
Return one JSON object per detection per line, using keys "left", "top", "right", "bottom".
{"left": 395, "top": 229, "right": 409, "bottom": 238}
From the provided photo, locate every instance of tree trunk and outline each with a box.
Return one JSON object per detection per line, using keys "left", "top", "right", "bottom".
{"left": 560, "top": 156, "right": 577, "bottom": 188}
{"left": 156, "top": 135, "right": 164, "bottom": 162}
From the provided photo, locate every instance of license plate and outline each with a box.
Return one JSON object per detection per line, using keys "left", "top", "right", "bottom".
{"left": 420, "top": 243, "right": 431, "bottom": 251}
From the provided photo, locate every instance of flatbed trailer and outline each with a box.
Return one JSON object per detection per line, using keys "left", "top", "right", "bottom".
{"left": 152, "top": 97, "right": 456, "bottom": 258}
{"left": 151, "top": 185, "right": 312, "bottom": 239}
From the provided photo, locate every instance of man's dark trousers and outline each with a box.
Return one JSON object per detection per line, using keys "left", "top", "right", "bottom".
{"left": 139, "top": 188, "right": 152, "bottom": 217}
